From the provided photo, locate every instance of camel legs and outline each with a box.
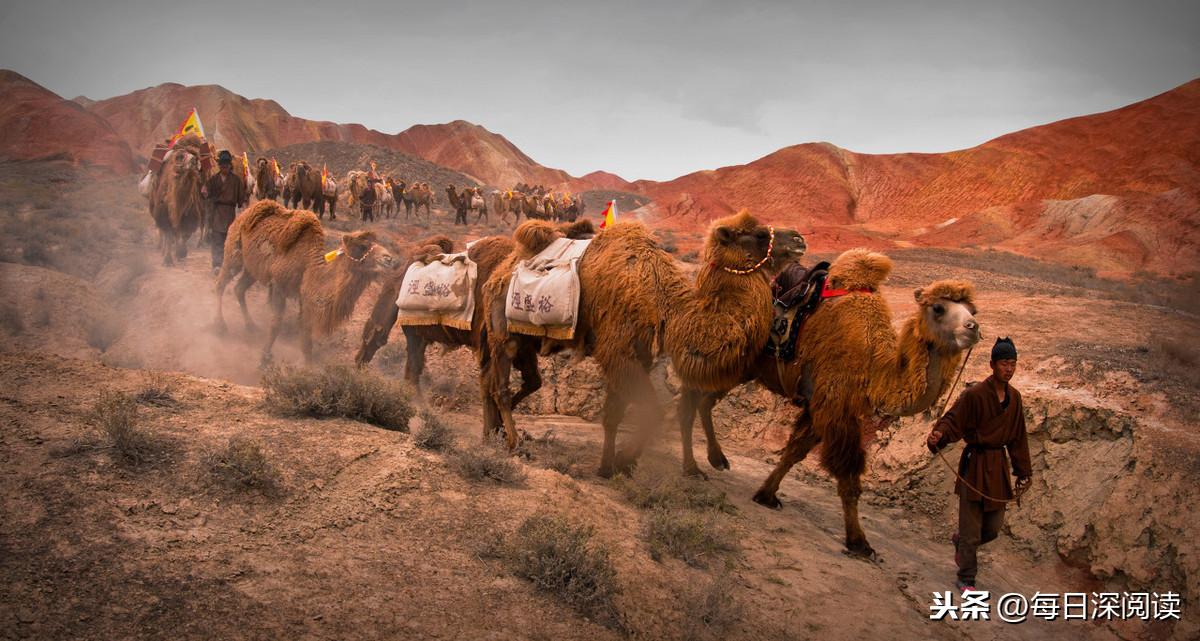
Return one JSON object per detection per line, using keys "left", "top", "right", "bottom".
{"left": 510, "top": 346, "right": 542, "bottom": 408}
{"left": 404, "top": 331, "right": 427, "bottom": 392}
{"left": 678, "top": 388, "right": 731, "bottom": 476}
{"left": 698, "top": 391, "right": 730, "bottom": 470}
{"left": 213, "top": 261, "right": 235, "bottom": 333}
{"left": 837, "top": 473, "right": 875, "bottom": 558}
{"left": 261, "top": 285, "right": 287, "bottom": 366}
{"left": 234, "top": 272, "right": 258, "bottom": 334}
{"left": 597, "top": 391, "right": 629, "bottom": 478}
{"left": 752, "top": 411, "right": 820, "bottom": 509}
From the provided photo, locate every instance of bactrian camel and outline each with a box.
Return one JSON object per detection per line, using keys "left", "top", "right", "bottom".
{"left": 214, "top": 200, "right": 396, "bottom": 364}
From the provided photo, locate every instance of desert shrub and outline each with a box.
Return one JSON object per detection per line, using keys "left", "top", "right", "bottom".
{"left": 412, "top": 410, "right": 454, "bottom": 451}
{"left": 202, "top": 436, "right": 283, "bottom": 496}
{"left": 680, "top": 572, "right": 744, "bottom": 641}
{"left": 613, "top": 464, "right": 735, "bottom": 513}
{"left": 500, "top": 514, "right": 621, "bottom": 628}
{"left": 452, "top": 447, "right": 526, "bottom": 484}
{"left": 261, "top": 365, "right": 414, "bottom": 430}
{"left": 679, "top": 250, "right": 700, "bottom": 263}
{"left": 645, "top": 507, "right": 738, "bottom": 568}
{"left": 91, "top": 390, "right": 162, "bottom": 466}
{"left": 1149, "top": 337, "right": 1200, "bottom": 390}
{"left": 135, "top": 373, "right": 179, "bottom": 408}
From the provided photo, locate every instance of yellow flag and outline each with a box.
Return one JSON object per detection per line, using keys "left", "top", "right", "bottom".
{"left": 242, "top": 151, "right": 251, "bottom": 181}
{"left": 321, "top": 164, "right": 328, "bottom": 190}
{"left": 169, "top": 107, "right": 205, "bottom": 147}
{"left": 600, "top": 200, "right": 617, "bottom": 229}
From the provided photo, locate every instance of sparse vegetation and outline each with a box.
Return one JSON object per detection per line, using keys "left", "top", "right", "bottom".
{"left": 681, "top": 572, "right": 744, "bottom": 641}
{"left": 497, "top": 513, "right": 622, "bottom": 628}
{"left": 136, "top": 372, "right": 179, "bottom": 408}
{"left": 1149, "top": 337, "right": 1200, "bottom": 390}
{"left": 261, "top": 365, "right": 414, "bottom": 430}
{"left": 645, "top": 507, "right": 738, "bottom": 568}
{"left": 91, "top": 390, "right": 163, "bottom": 466}
{"left": 412, "top": 410, "right": 454, "bottom": 451}
{"left": 202, "top": 436, "right": 284, "bottom": 496}
{"left": 451, "top": 447, "right": 526, "bottom": 484}
{"left": 612, "top": 464, "right": 736, "bottom": 513}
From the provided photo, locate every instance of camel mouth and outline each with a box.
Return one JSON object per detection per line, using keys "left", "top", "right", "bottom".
{"left": 955, "top": 327, "right": 982, "bottom": 349}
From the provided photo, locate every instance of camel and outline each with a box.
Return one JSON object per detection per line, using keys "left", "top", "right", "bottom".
{"left": 464, "top": 186, "right": 488, "bottom": 223}
{"left": 149, "top": 133, "right": 206, "bottom": 266}
{"left": 402, "top": 181, "right": 434, "bottom": 219}
{"left": 346, "top": 170, "right": 368, "bottom": 210}
{"left": 318, "top": 175, "right": 338, "bottom": 220}
{"left": 674, "top": 246, "right": 980, "bottom": 557}
{"left": 358, "top": 220, "right": 598, "bottom": 394}
{"left": 446, "top": 185, "right": 469, "bottom": 225}
{"left": 376, "top": 179, "right": 396, "bottom": 218}
{"left": 254, "top": 158, "right": 280, "bottom": 201}
{"left": 213, "top": 200, "right": 396, "bottom": 364}
{"left": 284, "top": 161, "right": 321, "bottom": 211}
{"left": 480, "top": 216, "right": 805, "bottom": 473}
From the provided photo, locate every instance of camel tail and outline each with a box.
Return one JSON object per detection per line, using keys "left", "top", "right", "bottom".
{"left": 820, "top": 419, "right": 867, "bottom": 480}
{"left": 828, "top": 248, "right": 892, "bottom": 291}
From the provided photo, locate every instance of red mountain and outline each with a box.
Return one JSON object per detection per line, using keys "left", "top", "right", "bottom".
{"left": 0, "top": 71, "right": 135, "bottom": 173}
{"left": 637, "top": 79, "right": 1200, "bottom": 276}
{"left": 83, "top": 83, "right": 583, "bottom": 189}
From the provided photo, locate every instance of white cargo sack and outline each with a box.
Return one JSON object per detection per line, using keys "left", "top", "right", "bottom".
{"left": 323, "top": 178, "right": 338, "bottom": 197}
{"left": 138, "top": 170, "right": 154, "bottom": 198}
{"left": 395, "top": 252, "right": 477, "bottom": 330}
{"left": 505, "top": 237, "right": 591, "bottom": 340}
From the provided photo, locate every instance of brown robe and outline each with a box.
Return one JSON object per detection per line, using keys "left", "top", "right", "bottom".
{"left": 204, "top": 170, "right": 247, "bottom": 230}
{"left": 931, "top": 375, "right": 1032, "bottom": 511}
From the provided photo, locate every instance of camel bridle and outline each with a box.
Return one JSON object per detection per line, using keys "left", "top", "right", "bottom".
{"left": 720, "top": 226, "right": 775, "bottom": 275}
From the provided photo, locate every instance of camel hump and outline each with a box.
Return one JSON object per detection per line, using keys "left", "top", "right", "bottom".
{"left": 513, "top": 219, "right": 560, "bottom": 255}
{"left": 241, "top": 200, "right": 323, "bottom": 250}
{"left": 828, "top": 248, "right": 893, "bottom": 291}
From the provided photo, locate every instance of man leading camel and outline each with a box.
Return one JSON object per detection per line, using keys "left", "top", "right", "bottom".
{"left": 202, "top": 150, "right": 248, "bottom": 273}
{"left": 926, "top": 337, "right": 1032, "bottom": 593}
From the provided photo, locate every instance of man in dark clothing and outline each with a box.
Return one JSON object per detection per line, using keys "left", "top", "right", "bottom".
{"left": 202, "top": 150, "right": 247, "bottom": 271}
{"left": 927, "top": 337, "right": 1032, "bottom": 592}
{"left": 360, "top": 179, "right": 377, "bottom": 222}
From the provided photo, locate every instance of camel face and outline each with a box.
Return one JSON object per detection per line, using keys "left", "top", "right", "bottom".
{"left": 770, "top": 227, "right": 807, "bottom": 265}
{"left": 919, "top": 295, "right": 980, "bottom": 351}
{"left": 341, "top": 232, "right": 396, "bottom": 274}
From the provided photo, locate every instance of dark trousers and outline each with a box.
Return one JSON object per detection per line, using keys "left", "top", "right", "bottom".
{"left": 361, "top": 203, "right": 374, "bottom": 222}
{"left": 210, "top": 230, "right": 227, "bottom": 268}
{"left": 956, "top": 495, "right": 1005, "bottom": 584}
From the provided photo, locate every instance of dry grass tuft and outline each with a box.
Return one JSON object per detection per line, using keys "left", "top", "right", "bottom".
{"left": 613, "top": 464, "right": 736, "bottom": 513}
{"left": 645, "top": 507, "right": 739, "bottom": 568}
{"left": 452, "top": 447, "right": 526, "bottom": 484}
{"left": 412, "top": 410, "right": 455, "bottom": 451}
{"left": 261, "top": 365, "right": 414, "bottom": 431}
{"left": 136, "top": 372, "right": 179, "bottom": 408}
{"left": 680, "top": 572, "right": 744, "bottom": 641}
{"left": 202, "top": 436, "right": 284, "bottom": 496}
{"left": 497, "top": 513, "right": 622, "bottom": 629}
{"left": 90, "top": 390, "right": 164, "bottom": 466}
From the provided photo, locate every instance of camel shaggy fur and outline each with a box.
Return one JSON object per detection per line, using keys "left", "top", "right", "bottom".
{"left": 356, "top": 234, "right": 514, "bottom": 389}
{"left": 710, "top": 249, "right": 980, "bottom": 557}
{"left": 479, "top": 216, "right": 803, "bottom": 475}
{"left": 284, "top": 161, "right": 322, "bottom": 211}
{"left": 214, "top": 200, "right": 396, "bottom": 363}
{"left": 254, "top": 158, "right": 280, "bottom": 201}
{"left": 149, "top": 133, "right": 206, "bottom": 266}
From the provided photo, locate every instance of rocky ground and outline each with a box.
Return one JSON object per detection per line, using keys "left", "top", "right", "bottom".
{"left": 0, "top": 161, "right": 1196, "bottom": 640}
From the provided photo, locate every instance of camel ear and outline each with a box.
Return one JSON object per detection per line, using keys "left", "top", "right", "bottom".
{"left": 913, "top": 287, "right": 924, "bottom": 303}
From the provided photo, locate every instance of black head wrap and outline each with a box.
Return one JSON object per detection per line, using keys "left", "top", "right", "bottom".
{"left": 991, "top": 337, "right": 1017, "bottom": 361}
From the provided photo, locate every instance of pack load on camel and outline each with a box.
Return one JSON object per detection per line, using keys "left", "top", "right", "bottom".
{"left": 396, "top": 247, "right": 479, "bottom": 331}
{"left": 140, "top": 108, "right": 215, "bottom": 194}
{"left": 504, "top": 234, "right": 591, "bottom": 339}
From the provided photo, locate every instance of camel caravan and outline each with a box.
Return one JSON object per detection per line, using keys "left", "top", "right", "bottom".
{"left": 143, "top": 112, "right": 983, "bottom": 560}
{"left": 345, "top": 207, "right": 983, "bottom": 558}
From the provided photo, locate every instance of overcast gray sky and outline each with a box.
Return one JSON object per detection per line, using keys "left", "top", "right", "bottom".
{"left": 2, "top": 0, "right": 1197, "bottom": 181}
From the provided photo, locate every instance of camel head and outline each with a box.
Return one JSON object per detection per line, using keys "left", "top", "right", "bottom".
{"left": 165, "top": 148, "right": 199, "bottom": 177}
{"left": 339, "top": 230, "right": 396, "bottom": 274}
{"left": 705, "top": 209, "right": 806, "bottom": 275}
{"left": 913, "top": 280, "right": 980, "bottom": 352}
